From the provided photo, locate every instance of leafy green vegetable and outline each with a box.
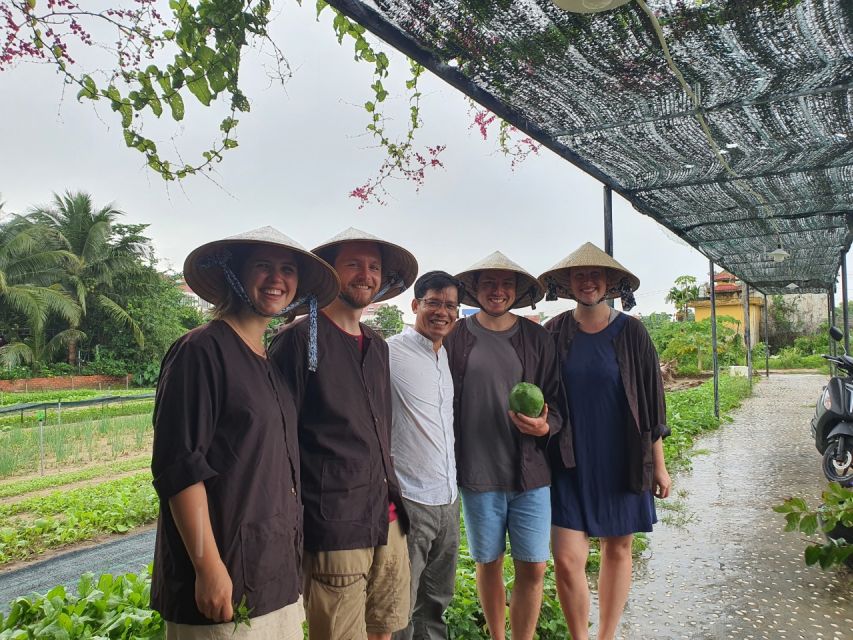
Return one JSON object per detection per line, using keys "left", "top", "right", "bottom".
{"left": 0, "top": 566, "right": 163, "bottom": 637}
{"left": 232, "top": 594, "right": 253, "bottom": 632}
{"left": 0, "top": 473, "right": 158, "bottom": 564}
{"left": 775, "top": 482, "right": 853, "bottom": 569}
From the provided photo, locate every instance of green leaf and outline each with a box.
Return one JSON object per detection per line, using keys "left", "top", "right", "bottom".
{"left": 207, "top": 63, "right": 228, "bottom": 93}
{"left": 157, "top": 74, "right": 171, "bottom": 95}
{"left": 103, "top": 85, "right": 122, "bottom": 104}
{"left": 119, "top": 103, "right": 133, "bottom": 128}
{"left": 148, "top": 94, "right": 163, "bottom": 118}
{"left": 789, "top": 497, "right": 808, "bottom": 512}
{"left": 232, "top": 91, "right": 250, "bottom": 112}
{"left": 168, "top": 93, "right": 185, "bottom": 121}
{"left": 196, "top": 45, "right": 216, "bottom": 66}
{"left": 77, "top": 75, "right": 98, "bottom": 101}
{"left": 783, "top": 512, "right": 800, "bottom": 532}
{"left": 171, "top": 67, "right": 185, "bottom": 89}
{"left": 186, "top": 75, "right": 212, "bottom": 106}
{"left": 799, "top": 513, "right": 818, "bottom": 535}
{"left": 364, "top": 101, "right": 375, "bottom": 113}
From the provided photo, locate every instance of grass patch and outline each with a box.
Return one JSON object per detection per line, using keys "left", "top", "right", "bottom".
{"left": 0, "top": 457, "right": 150, "bottom": 500}
{"left": 0, "top": 399, "right": 154, "bottom": 432}
{"left": 0, "top": 413, "right": 153, "bottom": 479}
{"left": 664, "top": 374, "right": 753, "bottom": 472}
{"left": 445, "top": 517, "right": 648, "bottom": 639}
{"left": 0, "top": 473, "right": 158, "bottom": 564}
{"left": 0, "top": 389, "right": 154, "bottom": 407}
{"left": 657, "top": 492, "right": 695, "bottom": 529}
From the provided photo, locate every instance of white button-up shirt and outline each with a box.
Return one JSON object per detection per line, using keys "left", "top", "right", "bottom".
{"left": 388, "top": 326, "right": 457, "bottom": 506}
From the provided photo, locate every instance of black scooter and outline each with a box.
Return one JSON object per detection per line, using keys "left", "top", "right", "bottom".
{"left": 812, "top": 326, "right": 853, "bottom": 487}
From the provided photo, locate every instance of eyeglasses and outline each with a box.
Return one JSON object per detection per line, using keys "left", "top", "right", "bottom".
{"left": 418, "top": 298, "right": 459, "bottom": 313}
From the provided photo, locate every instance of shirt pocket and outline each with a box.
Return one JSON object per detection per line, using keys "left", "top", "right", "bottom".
{"left": 241, "top": 512, "right": 296, "bottom": 592}
{"left": 320, "top": 458, "right": 372, "bottom": 522}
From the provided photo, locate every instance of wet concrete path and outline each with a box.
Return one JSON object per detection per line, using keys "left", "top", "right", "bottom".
{"left": 611, "top": 373, "right": 852, "bottom": 639}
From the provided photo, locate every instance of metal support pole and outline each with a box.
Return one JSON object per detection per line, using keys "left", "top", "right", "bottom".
{"left": 831, "top": 287, "right": 836, "bottom": 329}
{"left": 763, "top": 293, "right": 769, "bottom": 378}
{"left": 842, "top": 251, "right": 850, "bottom": 353}
{"left": 743, "top": 282, "right": 753, "bottom": 388}
{"left": 828, "top": 291, "right": 836, "bottom": 375}
{"left": 830, "top": 287, "right": 837, "bottom": 360}
{"left": 603, "top": 186, "right": 614, "bottom": 308}
{"left": 709, "top": 259, "right": 719, "bottom": 419}
{"left": 38, "top": 417, "right": 45, "bottom": 476}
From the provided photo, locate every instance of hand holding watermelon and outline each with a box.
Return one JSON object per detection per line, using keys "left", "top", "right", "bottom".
{"left": 508, "top": 382, "right": 549, "bottom": 436}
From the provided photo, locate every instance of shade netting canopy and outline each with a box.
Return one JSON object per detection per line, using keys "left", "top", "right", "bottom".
{"left": 328, "top": 0, "right": 853, "bottom": 293}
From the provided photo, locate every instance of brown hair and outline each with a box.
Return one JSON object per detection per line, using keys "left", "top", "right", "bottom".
{"left": 211, "top": 245, "right": 250, "bottom": 320}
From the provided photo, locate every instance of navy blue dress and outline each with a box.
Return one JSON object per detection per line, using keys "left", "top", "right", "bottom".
{"left": 551, "top": 312, "right": 656, "bottom": 537}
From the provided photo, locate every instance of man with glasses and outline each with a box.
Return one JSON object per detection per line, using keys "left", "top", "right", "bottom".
{"left": 388, "top": 271, "right": 462, "bottom": 640}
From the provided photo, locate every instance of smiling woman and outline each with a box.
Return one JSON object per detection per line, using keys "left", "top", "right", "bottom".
{"left": 150, "top": 226, "right": 339, "bottom": 638}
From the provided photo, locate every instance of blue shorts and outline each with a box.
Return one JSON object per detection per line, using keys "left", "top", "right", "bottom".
{"left": 460, "top": 487, "right": 551, "bottom": 564}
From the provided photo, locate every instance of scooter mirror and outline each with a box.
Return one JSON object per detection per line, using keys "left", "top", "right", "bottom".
{"left": 829, "top": 326, "right": 844, "bottom": 342}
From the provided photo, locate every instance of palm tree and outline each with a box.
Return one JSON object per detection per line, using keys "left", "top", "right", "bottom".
{"left": 0, "top": 216, "right": 83, "bottom": 368}
{"left": 27, "top": 192, "right": 149, "bottom": 364}
{"left": 666, "top": 275, "right": 700, "bottom": 322}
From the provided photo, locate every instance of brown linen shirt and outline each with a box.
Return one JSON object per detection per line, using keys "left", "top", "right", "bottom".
{"left": 150, "top": 320, "right": 302, "bottom": 625}
{"left": 445, "top": 315, "right": 573, "bottom": 493}
{"left": 544, "top": 310, "right": 670, "bottom": 494}
{"left": 269, "top": 312, "right": 408, "bottom": 552}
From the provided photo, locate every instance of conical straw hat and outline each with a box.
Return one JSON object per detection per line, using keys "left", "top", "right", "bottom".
{"left": 455, "top": 251, "right": 544, "bottom": 310}
{"left": 538, "top": 242, "right": 639, "bottom": 301}
{"left": 312, "top": 227, "right": 418, "bottom": 303}
{"left": 184, "top": 226, "right": 340, "bottom": 315}
{"left": 552, "top": 0, "right": 631, "bottom": 13}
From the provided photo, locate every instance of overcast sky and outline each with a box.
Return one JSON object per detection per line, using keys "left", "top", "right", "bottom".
{"left": 0, "top": 3, "right": 796, "bottom": 321}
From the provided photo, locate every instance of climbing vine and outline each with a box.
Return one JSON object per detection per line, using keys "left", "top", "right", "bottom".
{"left": 2, "top": 0, "right": 537, "bottom": 205}
{"left": 317, "top": 1, "right": 445, "bottom": 207}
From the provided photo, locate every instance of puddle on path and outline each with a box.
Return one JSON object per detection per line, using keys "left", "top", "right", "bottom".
{"left": 591, "top": 374, "right": 852, "bottom": 639}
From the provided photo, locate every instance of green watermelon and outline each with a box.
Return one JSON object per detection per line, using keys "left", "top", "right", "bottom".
{"left": 508, "top": 382, "right": 545, "bottom": 418}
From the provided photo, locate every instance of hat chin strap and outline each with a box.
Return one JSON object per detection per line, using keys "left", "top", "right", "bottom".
{"left": 577, "top": 297, "right": 607, "bottom": 307}
{"left": 479, "top": 305, "right": 512, "bottom": 318}
{"left": 371, "top": 272, "right": 404, "bottom": 303}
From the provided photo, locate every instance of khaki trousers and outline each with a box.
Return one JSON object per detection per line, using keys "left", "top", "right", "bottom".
{"left": 304, "top": 520, "right": 410, "bottom": 639}
{"left": 165, "top": 599, "right": 304, "bottom": 640}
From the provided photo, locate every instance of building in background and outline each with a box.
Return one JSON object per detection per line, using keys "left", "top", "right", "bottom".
{"left": 178, "top": 279, "right": 213, "bottom": 312}
{"left": 691, "top": 271, "right": 763, "bottom": 347}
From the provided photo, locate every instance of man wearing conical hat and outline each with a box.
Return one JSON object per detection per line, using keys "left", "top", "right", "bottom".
{"left": 539, "top": 242, "right": 670, "bottom": 640}
{"left": 269, "top": 228, "right": 418, "bottom": 640}
{"left": 445, "top": 251, "right": 572, "bottom": 640}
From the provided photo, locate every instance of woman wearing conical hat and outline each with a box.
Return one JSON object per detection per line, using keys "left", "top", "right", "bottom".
{"left": 539, "top": 242, "right": 671, "bottom": 640}
{"left": 150, "top": 227, "right": 339, "bottom": 639}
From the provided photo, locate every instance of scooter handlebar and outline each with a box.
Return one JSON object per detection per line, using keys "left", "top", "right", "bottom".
{"left": 823, "top": 353, "right": 853, "bottom": 372}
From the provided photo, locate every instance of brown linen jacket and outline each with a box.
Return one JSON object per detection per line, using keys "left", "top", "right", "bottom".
{"left": 270, "top": 312, "right": 408, "bottom": 552}
{"left": 544, "top": 310, "right": 670, "bottom": 494}
{"left": 445, "top": 315, "right": 574, "bottom": 492}
{"left": 151, "top": 321, "right": 302, "bottom": 625}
